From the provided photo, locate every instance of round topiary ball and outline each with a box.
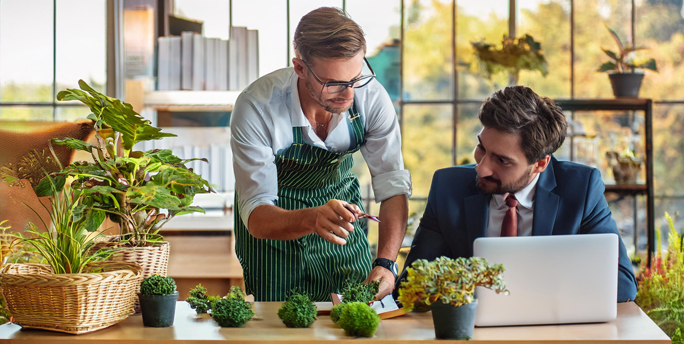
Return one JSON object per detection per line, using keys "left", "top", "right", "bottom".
{"left": 212, "top": 297, "right": 254, "bottom": 327}
{"left": 330, "top": 303, "right": 348, "bottom": 324}
{"left": 339, "top": 302, "right": 380, "bottom": 337}
{"left": 278, "top": 294, "right": 317, "bottom": 328}
{"left": 140, "top": 275, "right": 176, "bottom": 296}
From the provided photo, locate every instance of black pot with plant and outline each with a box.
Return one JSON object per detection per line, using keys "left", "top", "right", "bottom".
{"left": 398, "top": 257, "right": 509, "bottom": 340}
{"left": 139, "top": 275, "right": 179, "bottom": 327}
{"left": 598, "top": 25, "right": 658, "bottom": 98}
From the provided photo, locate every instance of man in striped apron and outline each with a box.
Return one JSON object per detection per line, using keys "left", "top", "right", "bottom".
{"left": 230, "top": 7, "right": 412, "bottom": 301}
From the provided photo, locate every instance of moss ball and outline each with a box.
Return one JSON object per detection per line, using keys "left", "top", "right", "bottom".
{"left": 339, "top": 302, "right": 380, "bottom": 337}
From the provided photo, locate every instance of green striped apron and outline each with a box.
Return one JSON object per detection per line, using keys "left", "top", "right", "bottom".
{"left": 234, "top": 103, "right": 372, "bottom": 302}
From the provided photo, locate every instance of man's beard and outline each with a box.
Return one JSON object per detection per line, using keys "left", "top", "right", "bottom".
{"left": 476, "top": 166, "right": 534, "bottom": 195}
{"left": 306, "top": 79, "right": 353, "bottom": 114}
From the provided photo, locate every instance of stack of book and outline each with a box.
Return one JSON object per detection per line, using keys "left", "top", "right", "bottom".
{"left": 157, "top": 27, "right": 259, "bottom": 91}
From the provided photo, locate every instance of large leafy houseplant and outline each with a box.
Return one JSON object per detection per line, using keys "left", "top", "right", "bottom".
{"left": 471, "top": 34, "right": 548, "bottom": 82}
{"left": 50, "top": 80, "right": 212, "bottom": 246}
{"left": 636, "top": 212, "right": 684, "bottom": 344}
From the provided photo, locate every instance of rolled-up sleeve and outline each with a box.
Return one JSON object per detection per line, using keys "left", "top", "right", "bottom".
{"left": 360, "top": 82, "right": 413, "bottom": 203}
{"left": 230, "top": 93, "right": 279, "bottom": 228}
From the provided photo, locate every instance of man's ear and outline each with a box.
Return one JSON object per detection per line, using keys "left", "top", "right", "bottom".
{"left": 532, "top": 155, "right": 551, "bottom": 174}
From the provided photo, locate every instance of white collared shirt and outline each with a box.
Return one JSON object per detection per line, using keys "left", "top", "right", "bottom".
{"left": 230, "top": 67, "right": 412, "bottom": 228}
{"left": 486, "top": 174, "right": 540, "bottom": 237}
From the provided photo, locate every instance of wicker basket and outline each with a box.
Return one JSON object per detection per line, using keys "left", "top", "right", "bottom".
{"left": 0, "top": 261, "right": 142, "bottom": 334}
{"left": 93, "top": 238, "right": 170, "bottom": 312}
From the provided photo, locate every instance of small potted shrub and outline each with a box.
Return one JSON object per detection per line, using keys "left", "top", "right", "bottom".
{"left": 398, "top": 256, "right": 508, "bottom": 340}
{"left": 211, "top": 286, "right": 254, "bottom": 327}
{"left": 338, "top": 302, "right": 380, "bottom": 337}
{"left": 597, "top": 25, "right": 658, "bottom": 98}
{"left": 139, "top": 275, "right": 179, "bottom": 327}
{"left": 278, "top": 290, "right": 317, "bottom": 328}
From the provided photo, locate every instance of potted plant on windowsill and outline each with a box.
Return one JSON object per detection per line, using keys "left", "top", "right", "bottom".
{"left": 597, "top": 25, "right": 658, "bottom": 98}
{"left": 398, "top": 256, "right": 508, "bottom": 340}
{"left": 471, "top": 34, "right": 548, "bottom": 85}
{"left": 48, "top": 80, "right": 213, "bottom": 310}
{"left": 139, "top": 274, "right": 179, "bottom": 327}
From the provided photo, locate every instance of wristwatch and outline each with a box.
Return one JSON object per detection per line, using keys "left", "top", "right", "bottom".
{"left": 373, "top": 258, "right": 398, "bottom": 279}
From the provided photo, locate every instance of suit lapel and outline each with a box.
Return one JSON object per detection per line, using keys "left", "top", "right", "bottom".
{"left": 532, "top": 158, "right": 560, "bottom": 236}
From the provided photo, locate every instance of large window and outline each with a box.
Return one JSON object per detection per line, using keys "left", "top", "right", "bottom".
{"left": 0, "top": 0, "right": 107, "bottom": 121}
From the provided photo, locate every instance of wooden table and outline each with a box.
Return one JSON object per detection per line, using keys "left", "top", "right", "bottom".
{"left": 0, "top": 302, "right": 670, "bottom": 343}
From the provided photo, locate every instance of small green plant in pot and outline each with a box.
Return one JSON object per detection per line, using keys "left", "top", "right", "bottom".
{"left": 597, "top": 24, "right": 658, "bottom": 98}
{"left": 471, "top": 34, "right": 547, "bottom": 85}
{"left": 398, "top": 256, "right": 508, "bottom": 340}
{"left": 139, "top": 274, "right": 179, "bottom": 327}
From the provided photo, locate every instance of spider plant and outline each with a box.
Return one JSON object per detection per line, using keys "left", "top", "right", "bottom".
{"left": 22, "top": 172, "right": 110, "bottom": 274}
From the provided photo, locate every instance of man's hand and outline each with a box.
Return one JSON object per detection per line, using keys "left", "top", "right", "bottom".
{"left": 310, "top": 200, "right": 362, "bottom": 245}
{"left": 365, "top": 266, "right": 395, "bottom": 300}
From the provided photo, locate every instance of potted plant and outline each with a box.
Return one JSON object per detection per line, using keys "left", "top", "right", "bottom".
{"left": 0, "top": 173, "right": 141, "bottom": 334}
{"left": 49, "top": 80, "right": 212, "bottom": 306}
{"left": 605, "top": 149, "right": 642, "bottom": 184}
{"left": 139, "top": 274, "right": 179, "bottom": 327}
{"left": 398, "top": 256, "right": 508, "bottom": 340}
{"left": 597, "top": 25, "right": 658, "bottom": 98}
{"left": 636, "top": 212, "right": 684, "bottom": 344}
{"left": 471, "top": 34, "right": 548, "bottom": 84}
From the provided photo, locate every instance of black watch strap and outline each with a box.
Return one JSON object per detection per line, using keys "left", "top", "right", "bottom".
{"left": 373, "top": 258, "right": 398, "bottom": 279}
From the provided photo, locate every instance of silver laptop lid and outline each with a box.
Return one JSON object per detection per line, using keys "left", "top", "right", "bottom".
{"left": 473, "top": 233, "right": 619, "bottom": 327}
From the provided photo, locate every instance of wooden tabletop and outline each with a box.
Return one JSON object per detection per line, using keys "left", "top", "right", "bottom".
{"left": 0, "top": 302, "right": 670, "bottom": 343}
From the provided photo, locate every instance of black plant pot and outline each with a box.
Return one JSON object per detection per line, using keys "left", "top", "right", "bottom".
{"left": 139, "top": 291, "right": 179, "bottom": 327}
{"left": 608, "top": 73, "right": 644, "bottom": 98}
{"left": 429, "top": 299, "right": 478, "bottom": 340}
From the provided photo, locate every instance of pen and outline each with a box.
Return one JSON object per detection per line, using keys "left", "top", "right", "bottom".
{"left": 344, "top": 205, "right": 381, "bottom": 223}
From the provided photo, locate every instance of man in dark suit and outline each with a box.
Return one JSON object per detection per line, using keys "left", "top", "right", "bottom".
{"left": 395, "top": 86, "right": 638, "bottom": 302}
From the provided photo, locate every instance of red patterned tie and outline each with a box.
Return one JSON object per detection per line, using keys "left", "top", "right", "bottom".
{"left": 501, "top": 194, "right": 518, "bottom": 237}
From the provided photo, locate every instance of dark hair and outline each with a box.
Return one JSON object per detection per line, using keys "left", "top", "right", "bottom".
{"left": 293, "top": 7, "right": 366, "bottom": 64}
{"left": 478, "top": 85, "right": 567, "bottom": 164}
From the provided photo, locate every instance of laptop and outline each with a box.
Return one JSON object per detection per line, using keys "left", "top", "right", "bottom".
{"left": 473, "top": 233, "right": 618, "bottom": 327}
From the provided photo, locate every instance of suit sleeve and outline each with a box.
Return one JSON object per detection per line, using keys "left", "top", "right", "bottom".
{"left": 581, "top": 168, "right": 638, "bottom": 302}
{"left": 393, "top": 170, "right": 453, "bottom": 298}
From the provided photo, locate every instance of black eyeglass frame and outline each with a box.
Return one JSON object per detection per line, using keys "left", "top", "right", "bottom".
{"left": 300, "top": 57, "right": 376, "bottom": 94}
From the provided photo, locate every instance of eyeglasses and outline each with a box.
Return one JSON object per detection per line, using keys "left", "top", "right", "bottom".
{"left": 300, "top": 57, "right": 376, "bottom": 94}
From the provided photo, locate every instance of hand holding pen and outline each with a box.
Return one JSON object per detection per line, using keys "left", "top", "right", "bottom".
{"left": 344, "top": 204, "right": 381, "bottom": 223}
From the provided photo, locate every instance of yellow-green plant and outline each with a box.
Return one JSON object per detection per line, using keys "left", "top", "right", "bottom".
{"left": 636, "top": 212, "right": 684, "bottom": 344}
{"left": 398, "top": 256, "right": 508, "bottom": 312}
{"left": 471, "top": 34, "right": 548, "bottom": 79}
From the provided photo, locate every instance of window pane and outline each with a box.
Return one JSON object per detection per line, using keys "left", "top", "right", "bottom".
{"left": 402, "top": 104, "right": 452, "bottom": 197}
{"left": 347, "top": 0, "right": 401, "bottom": 102}
{"left": 175, "top": 0, "right": 230, "bottom": 40}
{"left": 653, "top": 105, "right": 684, "bottom": 196}
{"left": 456, "top": 103, "right": 482, "bottom": 165}
{"left": 289, "top": 0, "right": 343, "bottom": 64}
{"left": 232, "top": 0, "right": 287, "bottom": 76}
{"left": 56, "top": 0, "right": 107, "bottom": 97}
{"left": 517, "top": 0, "right": 570, "bottom": 98}
{"left": 456, "top": 1, "right": 509, "bottom": 100}
{"left": 636, "top": 1, "right": 684, "bottom": 100}
{"left": 403, "top": 0, "right": 453, "bottom": 101}
{"left": 123, "top": 0, "right": 156, "bottom": 80}
{"left": 574, "top": 0, "right": 632, "bottom": 98}
{"left": 0, "top": 0, "right": 54, "bottom": 102}
{"left": 0, "top": 107, "right": 53, "bottom": 121}
{"left": 55, "top": 106, "right": 92, "bottom": 122}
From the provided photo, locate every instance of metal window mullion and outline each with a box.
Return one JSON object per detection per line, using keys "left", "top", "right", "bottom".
{"left": 399, "top": 0, "right": 404, "bottom": 143}
{"left": 452, "top": 0, "right": 457, "bottom": 166}
{"left": 53, "top": 0, "right": 57, "bottom": 121}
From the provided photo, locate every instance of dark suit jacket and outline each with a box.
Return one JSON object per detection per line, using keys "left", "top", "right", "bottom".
{"left": 395, "top": 157, "right": 638, "bottom": 303}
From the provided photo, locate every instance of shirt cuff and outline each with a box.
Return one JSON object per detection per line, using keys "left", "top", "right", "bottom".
{"left": 239, "top": 195, "right": 277, "bottom": 230}
{"left": 371, "top": 169, "right": 413, "bottom": 203}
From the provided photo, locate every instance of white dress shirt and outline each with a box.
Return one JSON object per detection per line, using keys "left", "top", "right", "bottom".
{"left": 230, "top": 67, "right": 412, "bottom": 228}
{"left": 486, "top": 174, "right": 540, "bottom": 237}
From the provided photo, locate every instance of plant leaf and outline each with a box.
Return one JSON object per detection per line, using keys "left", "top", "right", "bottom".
{"left": 597, "top": 61, "right": 617, "bottom": 72}
{"left": 605, "top": 24, "right": 624, "bottom": 52}
{"left": 85, "top": 209, "right": 106, "bottom": 232}
{"left": 602, "top": 49, "right": 620, "bottom": 62}
{"left": 52, "top": 137, "right": 93, "bottom": 152}
{"left": 636, "top": 58, "right": 658, "bottom": 72}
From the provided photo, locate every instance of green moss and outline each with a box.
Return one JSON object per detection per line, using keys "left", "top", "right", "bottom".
{"left": 211, "top": 297, "right": 254, "bottom": 327}
{"left": 278, "top": 293, "right": 317, "bottom": 328}
{"left": 339, "top": 302, "right": 380, "bottom": 337}
{"left": 330, "top": 303, "right": 348, "bottom": 324}
{"left": 140, "top": 275, "right": 176, "bottom": 296}
{"left": 341, "top": 280, "right": 379, "bottom": 304}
